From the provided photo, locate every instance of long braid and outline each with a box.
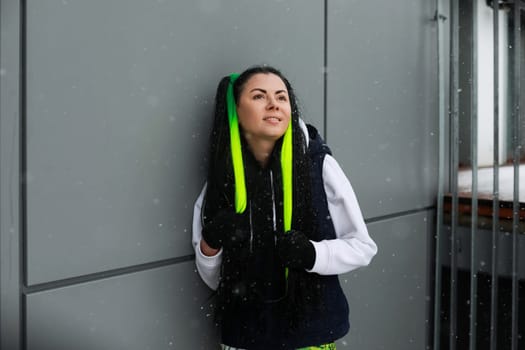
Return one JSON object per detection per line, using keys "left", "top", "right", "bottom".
{"left": 204, "top": 66, "right": 321, "bottom": 328}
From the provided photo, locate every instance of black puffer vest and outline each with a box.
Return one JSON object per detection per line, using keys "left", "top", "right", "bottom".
{"left": 220, "top": 125, "right": 350, "bottom": 349}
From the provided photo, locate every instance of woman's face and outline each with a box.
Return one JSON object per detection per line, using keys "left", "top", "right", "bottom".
{"left": 236, "top": 73, "right": 292, "bottom": 145}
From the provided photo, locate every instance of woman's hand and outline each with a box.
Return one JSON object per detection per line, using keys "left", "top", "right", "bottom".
{"left": 200, "top": 239, "right": 220, "bottom": 257}
{"left": 276, "top": 230, "right": 316, "bottom": 270}
{"left": 202, "top": 209, "right": 249, "bottom": 249}
{"left": 201, "top": 210, "right": 237, "bottom": 249}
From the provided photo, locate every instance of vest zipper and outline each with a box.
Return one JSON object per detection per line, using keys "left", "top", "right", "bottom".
{"left": 248, "top": 200, "right": 253, "bottom": 253}
{"left": 270, "top": 170, "right": 277, "bottom": 244}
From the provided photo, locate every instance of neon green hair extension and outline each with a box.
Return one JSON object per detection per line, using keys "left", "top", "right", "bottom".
{"left": 281, "top": 121, "right": 293, "bottom": 280}
{"left": 281, "top": 121, "right": 293, "bottom": 232}
{"left": 227, "top": 73, "right": 247, "bottom": 214}
{"left": 227, "top": 72, "right": 294, "bottom": 277}
{"left": 226, "top": 72, "right": 293, "bottom": 233}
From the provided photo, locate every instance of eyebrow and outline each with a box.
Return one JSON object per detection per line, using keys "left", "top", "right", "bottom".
{"left": 249, "top": 88, "right": 288, "bottom": 95}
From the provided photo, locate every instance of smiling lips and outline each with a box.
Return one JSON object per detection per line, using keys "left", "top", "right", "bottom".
{"left": 263, "top": 116, "right": 282, "bottom": 124}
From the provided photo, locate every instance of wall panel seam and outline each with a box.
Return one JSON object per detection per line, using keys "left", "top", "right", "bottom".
{"left": 23, "top": 255, "right": 196, "bottom": 295}
{"left": 364, "top": 206, "right": 435, "bottom": 224}
{"left": 323, "top": 0, "right": 327, "bottom": 141}
{"left": 20, "top": 1, "right": 27, "bottom": 349}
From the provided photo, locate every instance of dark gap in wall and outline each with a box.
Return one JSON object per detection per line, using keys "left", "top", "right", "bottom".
{"left": 439, "top": 267, "right": 525, "bottom": 350}
{"left": 323, "top": 0, "right": 328, "bottom": 142}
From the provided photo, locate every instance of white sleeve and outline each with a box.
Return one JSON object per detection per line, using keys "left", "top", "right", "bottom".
{"left": 308, "top": 155, "right": 378, "bottom": 275}
{"left": 192, "top": 184, "right": 222, "bottom": 290}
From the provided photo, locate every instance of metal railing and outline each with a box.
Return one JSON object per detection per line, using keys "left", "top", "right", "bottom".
{"left": 434, "top": 0, "right": 522, "bottom": 349}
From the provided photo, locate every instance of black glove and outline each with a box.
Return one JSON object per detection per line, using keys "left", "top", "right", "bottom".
{"left": 202, "top": 210, "right": 249, "bottom": 252}
{"left": 201, "top": 210, "right": 237, "bottom": 249}
{"left": 276, "top": 230, "right": 316, "bottom": 270}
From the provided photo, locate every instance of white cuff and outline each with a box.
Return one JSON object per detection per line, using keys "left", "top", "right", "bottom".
{"left": 195, "top": 244, "right": 223, "bottom": 290}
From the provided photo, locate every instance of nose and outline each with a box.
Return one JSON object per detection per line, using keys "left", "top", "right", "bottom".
{"left": 266, "top": 96, "right": 279, "bottom": 110}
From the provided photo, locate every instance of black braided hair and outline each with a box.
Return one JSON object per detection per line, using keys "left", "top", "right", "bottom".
{"left": 203, "top": 65, "right": 319, "bottom": 327}
{"left": 205, "top": 66, "right": 312, "bottom": 223}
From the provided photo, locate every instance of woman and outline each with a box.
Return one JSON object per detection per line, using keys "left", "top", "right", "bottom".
{"left": 192, "top": 66, "right": 377, "bottom": 349}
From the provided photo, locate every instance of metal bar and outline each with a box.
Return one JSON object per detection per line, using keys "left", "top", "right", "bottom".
{"left": 469, "top": 0, "right": 479, "bottom": 348}
{"left": 490, "top": 2, "right": 500, "bottom": 350}
{"left": 449, "top": 1, "right": 460, "bottom": 349}
{"left": 511, "top": 4, "right": 521, "bottom": 350}
{"left": 433, "top": 0, "right": 448, "bottom": 348}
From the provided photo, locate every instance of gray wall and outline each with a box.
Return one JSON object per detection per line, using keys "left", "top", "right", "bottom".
{"left": 1, "top": 0, "right": 438, "bottom": 349}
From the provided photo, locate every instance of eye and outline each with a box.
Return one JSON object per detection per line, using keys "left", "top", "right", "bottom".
{"left": 253, "top": 94, "right": 264, "bottom": 100}
{"left": 278, "top": 95, "right": 288, "bottom": 102}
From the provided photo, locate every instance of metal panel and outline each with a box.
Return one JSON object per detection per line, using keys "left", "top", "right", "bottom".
{"left": 337, "top": 211, "right": 431, "bottom": 349}
{"left": 327, "top": 0, "right": 438, "bottom": 219}
{"left": 440, "top": 226, "right": 525, "bottom": 280}
{"left": 26, "top": 261, "right": 217, "bottom": 350}
{"left": 24, "top": 0, "right": 324, "bottom": 284}
{"left": 0, "top": 1, "right": 22, "bottom": 349}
